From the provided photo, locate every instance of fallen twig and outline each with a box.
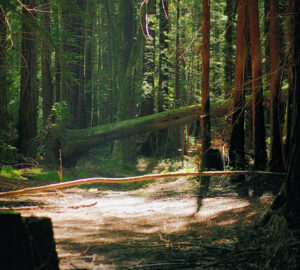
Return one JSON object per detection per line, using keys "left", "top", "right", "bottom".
{"left": 0, "top": 170, "right": 285, "bottom": 198}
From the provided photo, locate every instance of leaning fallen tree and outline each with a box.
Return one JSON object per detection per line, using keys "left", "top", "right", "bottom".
{"left": 38, "top": 104, "right": 202, "bottom": 166}
{"left": 32, "top": 90, "right": 287, "bottom": 167}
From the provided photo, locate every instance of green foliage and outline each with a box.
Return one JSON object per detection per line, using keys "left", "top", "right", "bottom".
{"left": 50, "top": 102, "right": 73, "bottom": 129}
{"left": 32, "top": 171, "right": 69, "bottom": 183}
{"left": 0, "top": 166, "right": 26, "bottom": 180}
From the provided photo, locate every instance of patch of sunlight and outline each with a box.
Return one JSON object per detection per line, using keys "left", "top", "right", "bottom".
{"left": 212, "top": 238, "right": 237, "bottom": 245}
{"left": 246, "top": 211, "right": 258, "bottom": 219}
{"left": 216, "top": 218, "right": 238, "bottom": 226}
{"left": 195, "top": 197, "right": 250, "bottom": 222}
{"left": 136, "top": 158, "right": 150, "bottom": 172}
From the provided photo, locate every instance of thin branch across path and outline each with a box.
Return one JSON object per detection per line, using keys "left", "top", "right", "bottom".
{"left": 0, "top": 170, "right": 285, "bottom": 198}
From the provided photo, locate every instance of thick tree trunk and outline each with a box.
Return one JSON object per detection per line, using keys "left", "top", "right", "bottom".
{"left": 61, "top": 0, "right": 85, "bottom": 128}
{"left": 285, "top": 0, "right": 295, "bottom": 162}
{"left": 111, "top": 0, "right": 140, "bottom": 164}
{"left": 41, "top": 0, "right": 54, "bottom": 126}
{"left": 229, "top": 0, "right": 247, "bottom": 172}
{"left": 19, "top": 0, "right": 38, "bottom": 155}
{"left": 224, "top": 0, "right": 235, "bottom": 98}
{"left": 269, "top": 0, "right": 284, "bottom": 172}
{"left": 201, "top": 0, "right": 211, "bottom": 170}
{"left": 248, "top": 0, "right": 267, "bottom": 170}
{"left": 286, "top": 0, "right": 300, "bottom": 213}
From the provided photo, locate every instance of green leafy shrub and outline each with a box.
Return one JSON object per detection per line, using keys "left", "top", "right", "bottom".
{"left": 0, "top": 166, "right": 26, "bottom": 180}
{"left": 49, "top": 102, "right": 73, "bottom": 129}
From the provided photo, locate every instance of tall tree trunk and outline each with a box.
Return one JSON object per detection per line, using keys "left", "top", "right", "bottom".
{"left": 286, "top": 0, "right": 300, "bottom": 213}
{"left": 158, "top": 0, "right": 169, "bottom": 112}
{"left": 112, "top": 0, "right": 143, "bottom": 164}
{"left": 0, "top": 5, "right": 8, "bottom": 134}
{"left": 248, "top": 0, "right": 267, "bottom": 170}
{"left": 53, "top": 2, "right": 61, "bottom": 103}
{"left": 201, "top": 0, "right": 211, "bottom": 170}
{"left": 224, "top": 0, "right": 234, "bottom": 98}
{"left": 104, "top": 0, "right": 116, "bottom": 128}
{"left": 76, "top": 0, "right": 86, "bottom": 129}
{"left": 175, "top": 0, "right": 181, "bottom": 108}
{"left": 141, "top": 0, "right": 156, "bottom": 116}
{"left": 285, "top": 0, "right": 295, "bottom": 162}
{"left": 84, "top": 0, "right": 95, "bottom": 128}
{"left": 229, "top": 0, "right": 247, "bottom": 172}
{"left": 269, "top": 0, "right": 284, "bottom": 172}
{"left": 264, "top": 0, "right": 270, "bottom": 85}
{"left": 18, "top": 0, "right": 38, "bottom": 155}
{"left": 61, "top": 0, "right": 85, "bottom": 128}
{"left": 40, "top": 0, "right": 54, "bottom": 126}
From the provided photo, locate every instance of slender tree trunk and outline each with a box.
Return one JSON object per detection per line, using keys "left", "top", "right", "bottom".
{"left": 175, "top": 0, "right": 181, "bottom": 108}
{"left": 264, "top": 0, "right": 270, "bottom": 85}
{"left": 77, "top": 0, "right": 86, "bottom": 129}
{"left": 19, "top": 0, "right": 38, "bottom": 154}
{"left": 158, "top": 0, "right": 169, "bottom": 112}
{"left": 54, "top": 48, "right": 61, "bottom": 102}
{"left": 84, "top": 0, "right": 95, "bottom": 128}
{"left": 104, "top": 0, "right": 115, "bottom": 128}
{"left": 248, "top": 0, "right": 267, "bottom": 170}
{"left": 0, "top": 5, "right": 8, "bottom": 134}
{"left": 141, "top": 0, "right": 156, "bottom": 116}
{"left": 224, "top": 0, "right": 234, "bottom": 98}
{"left": 229, "top": 0, "right": 247, "bottom": 172}
{"left": 40, "top": 0, "right": 54, "bottom": 126}
{"left": 53, "top": 3, "right": 61, "bottom": 103}
{"left": 201, "top": 0, "right": 211, "bottom": 169}
{"left": 269, "top": 0, "right": 284, "bottom": 172}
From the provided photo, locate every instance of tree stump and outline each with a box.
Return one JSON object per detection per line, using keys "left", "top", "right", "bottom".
{"left": 0, "top": 212, "right": 59, "bottom": 270}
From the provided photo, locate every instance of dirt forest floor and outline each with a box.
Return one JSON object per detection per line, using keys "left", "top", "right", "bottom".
{"left": 0, "top": 165, "right": 299, "bottom": 269}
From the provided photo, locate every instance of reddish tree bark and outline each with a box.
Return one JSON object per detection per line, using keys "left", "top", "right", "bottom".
{"left": 224, "top": 0, "right": 235, "bottom": 98}
{"left": 229, "top": 0, "right": 247, "bottom": 171}
{"left": 19, "top": 0, "right": 38, "bottom": 154}
{"left": 269, "top": 0, "right": 284, "bottom": 171}
{"left": 248, "top": 0, "right": 267, "bottom": 170}
{"left": 201, "top": 0, "right": 211, "bottom": 169}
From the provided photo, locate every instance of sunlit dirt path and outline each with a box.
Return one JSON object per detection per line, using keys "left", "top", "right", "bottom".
{"left": 0, "top": 176, "right": 273, "bottom": 269}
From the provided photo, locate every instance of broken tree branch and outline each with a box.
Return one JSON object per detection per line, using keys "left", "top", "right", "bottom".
{"left": 0, "top": 170, "right": 285, "bottom": 198}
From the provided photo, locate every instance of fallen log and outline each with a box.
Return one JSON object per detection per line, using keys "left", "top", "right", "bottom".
{"left": 38, "top": 104, "right": 202, "bottom": 166}
{"left": 32, "top": 89, "right": 287, "bottom": 166}
{"left": 0, "top": 170, "right": 285, "bottom": 198}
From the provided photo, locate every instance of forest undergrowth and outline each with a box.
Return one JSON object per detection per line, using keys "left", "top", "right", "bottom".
{"left": 0, "top": 156, "right": 299, "bottom": 269}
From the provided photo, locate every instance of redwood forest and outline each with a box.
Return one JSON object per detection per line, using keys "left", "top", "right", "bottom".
{"left": 0, "top": 0, "right": 300, "bottom": 269}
